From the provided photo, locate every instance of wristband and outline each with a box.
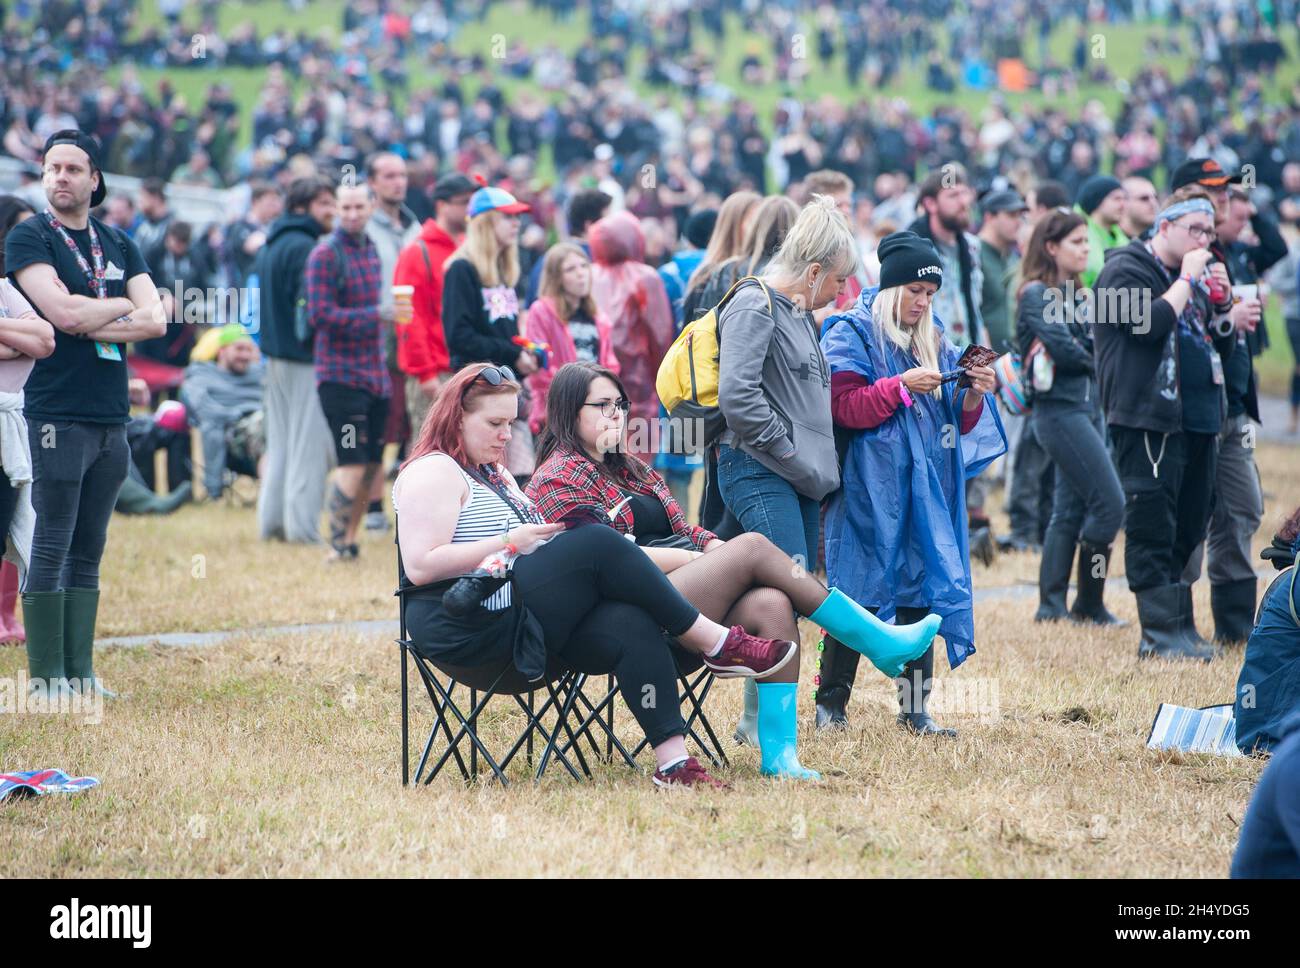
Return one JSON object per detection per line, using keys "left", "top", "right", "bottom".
{"left": 1178, "top": 274, "right": 1196, "bottom": 287}
{"left": 898, "top": 382, "right": 915, "bottom": 408}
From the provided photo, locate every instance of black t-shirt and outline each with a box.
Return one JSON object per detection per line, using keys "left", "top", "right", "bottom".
{"left": 6, "top": 213, "right": 151, "bottom": 424}
{"left": 567, "top": 309, "right": 600, "bottom": 364}
{"left": 624, "top": 489, "right": 672, "bottom": 544}
{"left": 1177, "top": 328, "right": 1222, "bottom": 435}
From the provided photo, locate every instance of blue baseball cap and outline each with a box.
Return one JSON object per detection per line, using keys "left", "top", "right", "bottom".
{"left": 468, "top": 186, "right": 530, "bottom": 218}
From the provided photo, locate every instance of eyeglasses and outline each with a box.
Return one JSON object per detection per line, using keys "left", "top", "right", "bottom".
{"left": 1179, "top": 222, "right": 1215, "bottom": 240}
{"left": 582, "top": 398, "right": 631, "bottom": 418}
{"left": 461, "top": 365, "right": 516, "bottom": 401}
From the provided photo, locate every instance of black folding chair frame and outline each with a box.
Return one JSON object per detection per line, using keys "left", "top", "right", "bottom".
{"left": 398, "top": 589, "right": 731, "bottom": 786}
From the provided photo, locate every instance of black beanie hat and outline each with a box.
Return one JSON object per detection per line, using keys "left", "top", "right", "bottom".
{"left": 1075, "top": 174, "right": 1122, "bottom": 216}
{"left": 877, "top": 231, "right": 943, "bottom": 291}
{"left": 684, "top": 209, "right": 718, "bottom": 250}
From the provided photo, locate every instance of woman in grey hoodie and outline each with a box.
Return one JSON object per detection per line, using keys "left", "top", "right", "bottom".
{"left": 716, "top": 196, "right": 941, "bottom": 767}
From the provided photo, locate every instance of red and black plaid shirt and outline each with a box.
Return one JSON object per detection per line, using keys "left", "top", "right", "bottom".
{"left": 306, "top": 229, "right": 391, "bottom": 398}
{"left": 526, "top": 446, "right": 715, "bottom": 550}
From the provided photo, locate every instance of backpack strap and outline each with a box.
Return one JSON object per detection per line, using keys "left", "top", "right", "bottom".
{"left": 719, "top": 275, "right": 772, "bottom": 314}
{"left": 419, "top": 239, "right": 434, "bottom": 285}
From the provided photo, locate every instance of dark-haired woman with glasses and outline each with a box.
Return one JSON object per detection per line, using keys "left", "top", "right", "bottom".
{"left": 526, "top": 362, "right": 945, "bottom": 779}
{"left": 393, "top": 361, "right": 800, "bottom": 789}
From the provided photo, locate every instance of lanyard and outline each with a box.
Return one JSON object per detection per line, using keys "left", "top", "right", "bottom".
{"left": 43, "top": 209, "right": 107, "bottom": 299}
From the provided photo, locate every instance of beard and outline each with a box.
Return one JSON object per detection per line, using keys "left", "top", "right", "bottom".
{"left": 937, "top": 210, "right": 969, "bottom": 233}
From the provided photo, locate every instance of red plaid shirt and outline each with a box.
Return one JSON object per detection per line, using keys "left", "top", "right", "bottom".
{"left": 526, "top": 446, "right": 715, "bottom": 550}
{"left": 306, "top": 229, "right": 391, "bottom": 398}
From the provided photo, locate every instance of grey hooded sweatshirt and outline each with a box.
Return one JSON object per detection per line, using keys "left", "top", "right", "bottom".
{"left": 717, "top": 279, "right": 840, "bottom": 500}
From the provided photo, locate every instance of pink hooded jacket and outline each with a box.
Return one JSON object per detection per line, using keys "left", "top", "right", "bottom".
{"left": 523, "top": 295, "right": 619, "bottom": 434}
{"left": 588, "top": 212, "right": 674, "bottom": 459}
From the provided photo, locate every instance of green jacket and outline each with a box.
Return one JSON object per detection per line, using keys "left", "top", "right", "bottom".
{"left": 978, "top": 238, "right": 1020, "bottom": 354}
{"left": 1077, "top": 205, "right": 1128, "bottom": 289}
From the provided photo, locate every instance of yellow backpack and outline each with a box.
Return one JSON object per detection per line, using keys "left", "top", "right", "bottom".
{"left": 655, "top": 276, "right": 771, "bottom": 453}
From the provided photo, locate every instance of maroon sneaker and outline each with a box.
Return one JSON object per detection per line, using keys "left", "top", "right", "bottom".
{"left": 702, "top": 626, "right": 797, "bottom": 679}
{"left": 652, "top": 757, "right": 730, "bottom": 790}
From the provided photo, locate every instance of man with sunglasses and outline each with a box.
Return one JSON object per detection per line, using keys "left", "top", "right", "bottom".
{"left": 1120, "top": 177, "right": 1159, "bottom": 240}
{"left": 1093, "top": 187, "right": 1240, "bottom": 661}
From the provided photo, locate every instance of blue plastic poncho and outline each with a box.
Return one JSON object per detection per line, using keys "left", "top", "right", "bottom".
{"left": 820, "top": 287, "right": 1006, "bottom": 669}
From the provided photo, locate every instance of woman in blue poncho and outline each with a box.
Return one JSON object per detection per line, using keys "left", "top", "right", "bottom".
{"left": 817, "top": 231, "right": 1007, "bottom": 735}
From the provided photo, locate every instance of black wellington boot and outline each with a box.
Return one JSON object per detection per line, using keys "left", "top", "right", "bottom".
{"left": 1137, "top": 585, "right": 1214, "bottom": 662}
{"left": 1177, "top": 582, "right": 1212, "bottom": 649}
{"left": 1069, "top": 541, "right": 1127, "bottom": 626}
{"left": 1210, "top": 578, "right": 1258, "bottom": 644}
{"left": 1035, "top": 532, "right": 1074, "bottom": 622}
{"left": 896, "top": 644, "right": 957, "bottom": 737}
{"left": 814, "top": 634, "right": 861, "bottom": 730}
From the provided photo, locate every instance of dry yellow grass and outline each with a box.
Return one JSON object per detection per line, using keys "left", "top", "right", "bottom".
{"left": 0, "top": 441, "right": 1294, "bottom": 877}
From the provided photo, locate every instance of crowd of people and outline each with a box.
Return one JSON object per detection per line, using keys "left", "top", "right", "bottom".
{"left": 4, "top": 117, "right": 1298, "bottom": 802}
{"left": 0, "top": 0, "right": 1296, "bottom": 868}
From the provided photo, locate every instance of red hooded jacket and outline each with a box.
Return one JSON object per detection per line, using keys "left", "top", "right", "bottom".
{"left": 393, "top": 219, "right": 460, "bottom": 382}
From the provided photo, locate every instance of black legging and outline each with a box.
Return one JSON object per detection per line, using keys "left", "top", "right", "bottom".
{"left": 512, "top": 524, "right": 701, "bottom": 748}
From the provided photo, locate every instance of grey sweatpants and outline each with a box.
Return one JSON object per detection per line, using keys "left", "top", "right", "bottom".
{"left": 1182, "top": 412, "right": 1264, "bottom": 585}
{"left": 258, "top": 357, "right": 334, "bottom": 544}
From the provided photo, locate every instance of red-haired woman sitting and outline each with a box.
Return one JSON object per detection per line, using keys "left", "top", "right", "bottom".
{"left": 392, "top": 362, "right": 797, "bottom": 788}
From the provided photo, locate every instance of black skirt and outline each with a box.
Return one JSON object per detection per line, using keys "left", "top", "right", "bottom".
{"left": 403, "top": 575, "right": 546, "bottom": 680}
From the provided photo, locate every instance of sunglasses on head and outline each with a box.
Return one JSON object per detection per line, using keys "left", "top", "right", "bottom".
{"left": 461, "top": 365, "right": 516, "bottom": 401}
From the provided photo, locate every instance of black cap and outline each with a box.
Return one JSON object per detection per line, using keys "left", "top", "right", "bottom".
{"left": 432, "top": 172, "right": 478, "bottom": 201}
{"left": 981, "top": 189, "right": 1028, "bottom": 213}
{"left": 42, "top": 129, "right": 107, "bottom": 207}
{"left": 1169, "top": 157, "right": 1246, "bottom": 192}
{"left": 877, "top": 231, "right": 943, "bottom": 291}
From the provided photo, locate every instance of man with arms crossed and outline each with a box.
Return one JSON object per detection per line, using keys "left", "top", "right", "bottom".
{"left": 5, "top": 130, "right": 165, "bottom": 699}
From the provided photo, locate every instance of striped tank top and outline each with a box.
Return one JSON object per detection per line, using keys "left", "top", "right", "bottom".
{"left": 394, "top": 453, "right": 538, "bottom": 611}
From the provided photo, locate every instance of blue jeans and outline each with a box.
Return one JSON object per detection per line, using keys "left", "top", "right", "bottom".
{"left": 717, "top": 444, "right": 820, "bottom": 567}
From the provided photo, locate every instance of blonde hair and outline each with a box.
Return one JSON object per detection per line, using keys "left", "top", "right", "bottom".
{"left": 686, "top": 189, "right": 760, "bottom": 291}
{"left": 763, "top": 194, "right": 861, "bottom": 287}
{"left": 447, "top": 209, "right": 520, "bottom": 288}
{"left": 537, "top": 242, "right": 597, "bottom": 321}
{"left": 871, "top": 284, "right": 943, "bottom": 399}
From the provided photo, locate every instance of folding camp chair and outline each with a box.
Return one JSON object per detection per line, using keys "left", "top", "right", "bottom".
{"left": 396, "top": 522, "right": 733, "bottom": 784}
{"left": 554, "top": 662, "right": 731, "bottom": 770}
{"left": 397, "top": 584, "right": 597, "bottom": 786}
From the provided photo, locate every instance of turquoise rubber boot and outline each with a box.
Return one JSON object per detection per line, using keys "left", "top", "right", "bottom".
{"left": 757, "top": 681, "right": 821, "bottom": 780}
{"left": 733, "top": 678, "right": 760, "bottom": 746}
{"left": 808, "top": 588, "right": 940, "bottom": 679}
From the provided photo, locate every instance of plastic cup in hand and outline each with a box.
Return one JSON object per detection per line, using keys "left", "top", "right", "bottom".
{"left": 392, "top": 284, "right": 414, "bottom": 324}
